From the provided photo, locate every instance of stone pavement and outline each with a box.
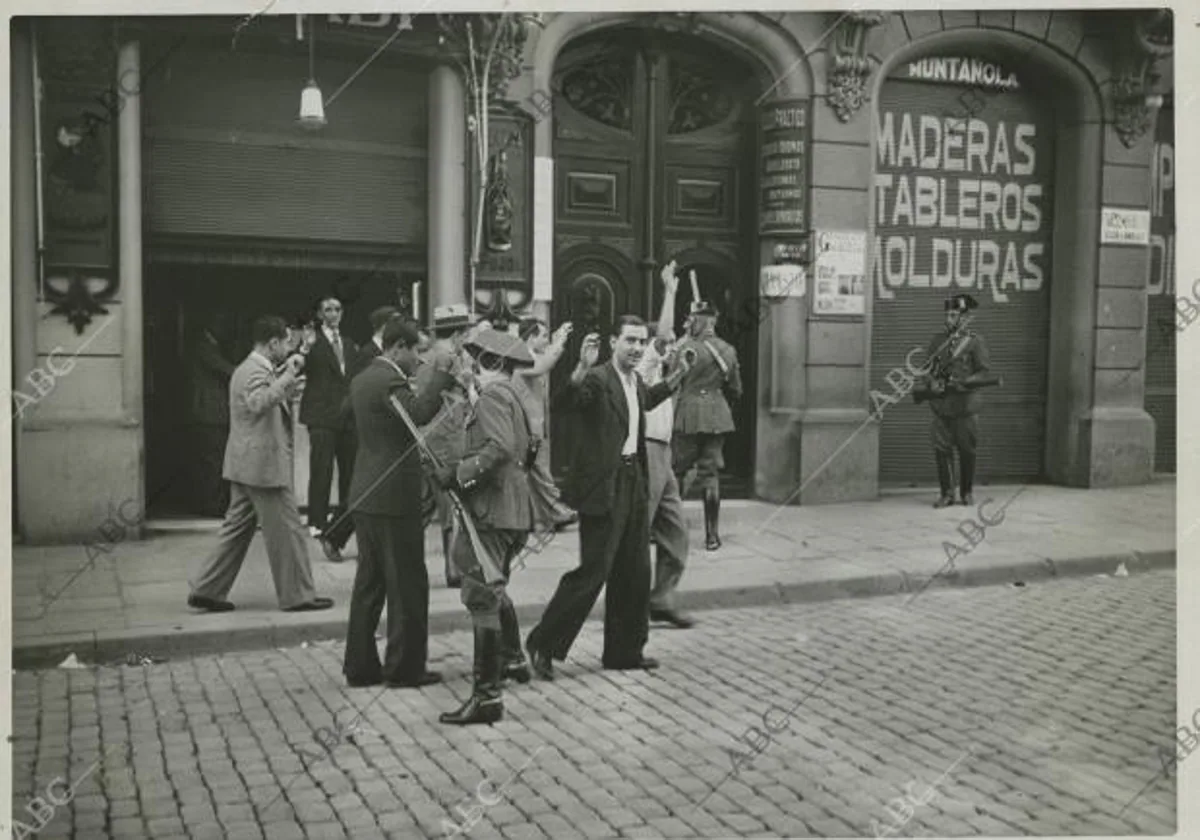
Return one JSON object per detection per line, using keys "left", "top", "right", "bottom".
{"left": 12, "top": 478, "right": 1177, "bottom": 669}
{"left": 9, "top": 570, "right": 1176, "bottom": 839}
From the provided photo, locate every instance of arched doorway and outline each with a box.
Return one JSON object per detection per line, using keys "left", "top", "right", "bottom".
{"left": 549, "top": 26, "right": 759, "bottom": 495}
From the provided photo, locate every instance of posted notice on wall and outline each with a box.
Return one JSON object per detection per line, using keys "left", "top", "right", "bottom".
{"left": 813, "top": 230, "right": 867, "bottom": 315}
{"left": 760, "top": 264, "right": 806, "bottom": 299}
{"left": 1100, "top": 207, "right": 1151, "bottom": 246}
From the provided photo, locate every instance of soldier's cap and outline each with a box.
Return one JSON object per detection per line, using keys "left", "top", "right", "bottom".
{"left": 430, "top": 303, "right": 477, "bottom": 335}
{"left": 944, "top": 294, "right": 979, "bottom": 312}
{"left": 464, "top": 328, "right": 536, "bottom": 368}
{"left": 689, "top": 300, "right": 718, "bottom": 317}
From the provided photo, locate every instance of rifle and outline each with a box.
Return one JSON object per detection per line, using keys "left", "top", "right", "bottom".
{"left": 388, "top": 392, "right": 505, "bottom": 585}
{"left": 911, "top": 315, "right": 1002, "bottom": 404}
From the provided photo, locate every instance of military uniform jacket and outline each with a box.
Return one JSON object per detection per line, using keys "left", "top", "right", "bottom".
{"left": 673, "top": 335, "right": 742, "bottom": 435}
{"left": 923, "top": 329, "right": 991, "bottom": 418}
{"left": 413, "top": 360, "right": 472, "bottom": 466}
{"left": 453, "top": 380, "right": 536, "bottom": 532}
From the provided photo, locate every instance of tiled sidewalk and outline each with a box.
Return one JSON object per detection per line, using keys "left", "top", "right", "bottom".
{"left": 11, "top": 478, "right": 1176, "bottom": 668}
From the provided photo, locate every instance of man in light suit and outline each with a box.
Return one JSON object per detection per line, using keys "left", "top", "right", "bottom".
{"left": 525, "top": 316, "right": 688, "bottom": 679}
{"left": 188, "top": 315, "right": 334, "bottom": 613}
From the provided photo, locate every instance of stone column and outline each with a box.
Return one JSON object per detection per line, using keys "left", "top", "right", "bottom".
{"left": 12, "top": 20, "right": 38, "bottom": 537}
{"left": 427, "top": 64, "right": 467, "bottom": 312}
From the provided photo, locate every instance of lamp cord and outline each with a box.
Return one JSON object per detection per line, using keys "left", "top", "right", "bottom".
{"left": 324, "top": 23, "right": 407, "bottom": 108}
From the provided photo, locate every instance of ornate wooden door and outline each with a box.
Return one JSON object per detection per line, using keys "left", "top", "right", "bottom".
{"left": 550, "top": 28, "right": 758, "bottom": 490}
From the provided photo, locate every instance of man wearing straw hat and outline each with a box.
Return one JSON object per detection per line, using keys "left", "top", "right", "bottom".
{"left": 673, "top": 269, "right": 742, "bottom": 550}
{"left": 431, "top": 328, "right": 539, "bottom": 725}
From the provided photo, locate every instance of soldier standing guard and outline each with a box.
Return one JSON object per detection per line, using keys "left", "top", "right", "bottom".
{"left": 672, "top": 271, "right": 743, "bottom": 550}
{"left": 920, "top": 293, "right": 993, "bottom": 509}
{"left": 433, "top": 329, "right": 539, "bottom": 726}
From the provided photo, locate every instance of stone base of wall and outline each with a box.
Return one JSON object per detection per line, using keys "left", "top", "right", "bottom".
{"left": 755, "top": 409, "right": 879, "bottom": 504}
{"left": 1074, "top": 407, "right": 1156, "bottom": 487}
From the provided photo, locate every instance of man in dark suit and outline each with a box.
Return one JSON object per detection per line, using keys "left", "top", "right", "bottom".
{"left": 361, "top": 306, "right": 401, "bottom": 360}
{"left": 300, "top": 295, "right": 360, "bottom": 563}
{"left": 343, "top": 316, "right": 458, "bottom": 689}
{"left": 188, "top": 316, "right": 334, "bottom": 613}
{"left": 524, "top": 316, "right": 689, "bottom": 679}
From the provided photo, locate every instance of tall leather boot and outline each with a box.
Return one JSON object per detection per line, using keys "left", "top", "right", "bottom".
{"left": 443, "top": 529, "right": 461, "bottom": 588}
{"left": 499, "top": 600, "right": 530, "bottom": 684}
{"left": 440, "top": 626, "right": 503, "bottom": 726}
{"left": 959, "top": 449, "right": 976, "bottom": 506}
{"left": 933, "top": 454, "right": 956, "bottom": 508}
{"left": 703, "top": 487, "right": 722, "bottom": 551}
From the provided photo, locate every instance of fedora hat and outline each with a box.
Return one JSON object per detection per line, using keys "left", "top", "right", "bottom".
{"left": 464, "top": 328, "right": 535, "bottom": 368}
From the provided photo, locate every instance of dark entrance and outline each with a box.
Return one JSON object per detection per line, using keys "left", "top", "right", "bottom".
{"left": 144, "top": 258, "right": 415, "bottom": 518}
{"left": 549, "top": 27, "right": 759, "bottom": 496}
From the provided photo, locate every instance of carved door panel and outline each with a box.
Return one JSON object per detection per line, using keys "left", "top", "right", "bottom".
{"left": 551, "top": 28, "right": 757, "bottom": 489}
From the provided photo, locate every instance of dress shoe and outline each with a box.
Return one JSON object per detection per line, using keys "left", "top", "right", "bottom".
{"left": 650, "top": 608, "right": 694, "bottom": 629}
{"left": 526, "top": 638, "right": 554, "bottom": 681}
{"left": 388, "top": 671, "right": 443, "bottom": 689}
{"left": 960, "top": 493, "right": 974, "bottom": 506}
{"left": 187, "top": 594, "right": 235, "bottom": 613}
{"left": 283, "top": 597, "right": 334, "bottom": 612}
{"left": 603, "top": 656, "right": 660, "bottom": 672}
{"left": 319, "top": 537, "right": 344, "bottom": 563}
{"left": 933, "top": 495, "right": 956, "bottom": 509}
{"left": 346, "top": 675, "right": 382, "bottom": 688}
{"left": 554, "top": 513, "right": 579, "bottom": 532}
{"left": 503, "top": 661, "right": 532, "bottom": 685}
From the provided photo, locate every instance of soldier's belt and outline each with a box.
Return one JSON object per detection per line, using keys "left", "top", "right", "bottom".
{"left": 912, "top": 375, "right": 1002, "bottom": 405}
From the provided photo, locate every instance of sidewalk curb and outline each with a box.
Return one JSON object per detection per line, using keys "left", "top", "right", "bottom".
{"left": 13, "top": 548, "right": 1174, "bottom": 670}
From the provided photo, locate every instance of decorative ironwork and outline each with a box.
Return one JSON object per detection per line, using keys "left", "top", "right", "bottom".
{"left": 43, "top": 268, "right": 115, "bottom": 335}
{"left": 485, "top": 149, "right": 515, "bottom": 253}
{"left": 557, "top": 55, "right": 635, "bottom": 131}
{"left": 667, "top": 60, "right": 737, "bottom": 134}
{"left": 826, "top": 11, "right": 887, "bottom": 123}
{"left": 45, "top": 121, "right": 109, "bottom": 231}
{"left": 1110, "top": 9, "right": 1173, "bottom": 148}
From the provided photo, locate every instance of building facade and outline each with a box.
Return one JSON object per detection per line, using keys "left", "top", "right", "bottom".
{"left": 11, "top": 10, "right": 1175, "bottom": 542}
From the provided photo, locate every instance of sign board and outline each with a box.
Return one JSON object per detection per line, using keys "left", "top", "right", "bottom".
{"left": 760, "top": 264, "right": 806, "bottom": 299}
{"left": 896, "top": 56, "right": 1020, "bottom": 90}
{"left": 772, "top": 241, "right": 810, "bottom": 263}
{"left": 758, "top": 100, "right": 809, "bottom": 235}
{"left": 813, "top": 230, "right": 866, "bottom": 315}
{"left": 1101, "top": 207, "right": 1151, "bottom": 246}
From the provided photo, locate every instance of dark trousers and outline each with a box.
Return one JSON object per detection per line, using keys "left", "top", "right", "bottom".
{"left": 931, "top": 412, "right": 978, "bottom": 495}
{"left": 191, "top": 424, "right": 230, "bottom": 517}
{"left": 673, "top": 433, "right": 726, "bottom": 495}
{"left": 528, "top": 458, "right": 650, "bottom": 666}
{"left": 344, "top": 512, "right": 429, "bottom": 683}
{"left": 307, "top": 425, "right": 357, "bottom": 548}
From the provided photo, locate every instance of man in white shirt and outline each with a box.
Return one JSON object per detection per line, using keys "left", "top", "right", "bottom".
{"left": 637, "top": 261, "right": 694, "bottom": 629}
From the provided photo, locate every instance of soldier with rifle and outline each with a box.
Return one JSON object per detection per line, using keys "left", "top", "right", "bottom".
{"left": 913, "top": 293, "right": 1000, "bottom": 509}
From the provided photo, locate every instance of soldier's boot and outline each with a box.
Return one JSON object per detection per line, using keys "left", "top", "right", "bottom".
{"left": 443, "top": 529, "right": 461, "bottom": 589}
{"left": 440, "top": 626, "right": 503, "bottom": 726}
{"left": 959, "top": 450, "right": 976, "bottom": 506}
{"left": 933, "top": 454, "right": 956, "bottom": 508}
{"left": 499, "top": 600, "right": 531, "bottom": 685}
{"left": 703, "top": 487, "right": 722, "bottom": 551}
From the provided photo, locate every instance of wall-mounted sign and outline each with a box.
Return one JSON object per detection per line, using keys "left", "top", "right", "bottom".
{"left": 1101, "top": 207, "right": 1151, "bottom": 247}
{"left": 813, "top": 230, "right": 866, "bottom": 315}
{"left": 760, "top": 264, "right": 806, "bottom": 299}
{"left": 327, "top": 13, "right": 416, "bottom": 29}
{"left": 758, "top": 100, "right": 809, "bottom": 235}
{"left": 772, "top": 241, "right": 810, "bottom": 264}
{"left": 897, "top": 56, "right": 1020, "bottom": 90}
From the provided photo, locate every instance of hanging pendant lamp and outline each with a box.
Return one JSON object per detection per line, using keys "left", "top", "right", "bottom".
{"left": 298, "top": 15, "right": 326, "bottom": 130}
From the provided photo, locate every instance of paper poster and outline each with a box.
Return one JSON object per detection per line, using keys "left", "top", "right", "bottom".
{"left": 760, "top": 264, "right": 806, "bottom": 299}
{"left": 813, "top": 230, "right": 866, "bottom": 315}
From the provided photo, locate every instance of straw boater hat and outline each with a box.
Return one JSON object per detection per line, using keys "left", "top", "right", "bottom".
{"left": 464, "top": 327, "right": 536, "bottom": 368}
{"left": 430, "top": 303, "right": 477, "bottom": 336}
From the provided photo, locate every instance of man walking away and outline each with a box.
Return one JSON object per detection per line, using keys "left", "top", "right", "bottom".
{"left": 433, "top": 328, "right": 539, "bottom": 724}
{"left": 300, "top": 294, "right": 360, "bottom": 563}
{"left": 524, "top": 317, "right": 688, "bottom": 680}
{"left": 343, "top": 316, "right": 458, "bottom": 688}
{"left": 188, "top": 316, "right": 334, "bottom": 614}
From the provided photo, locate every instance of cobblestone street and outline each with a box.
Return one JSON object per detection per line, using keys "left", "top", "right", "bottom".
{"left": 12, "top": 570, "right": 1175, "bottom": 839}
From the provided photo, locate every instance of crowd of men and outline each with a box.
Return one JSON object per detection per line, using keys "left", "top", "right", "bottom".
{"left": 182, "top": 259, "right": 993, "bottom": 726}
